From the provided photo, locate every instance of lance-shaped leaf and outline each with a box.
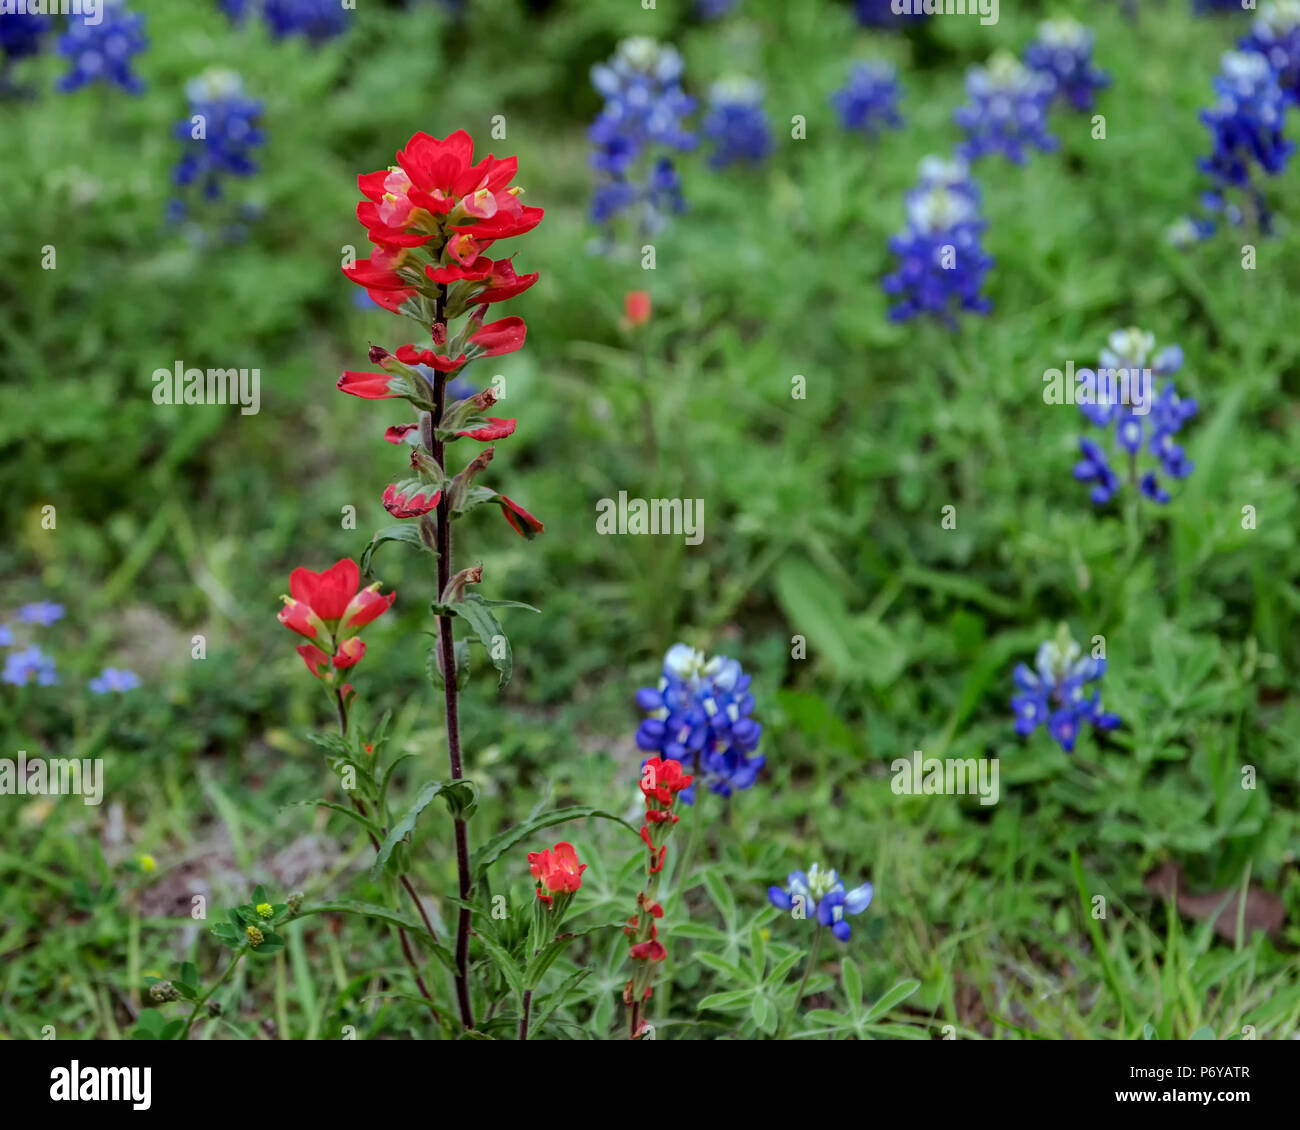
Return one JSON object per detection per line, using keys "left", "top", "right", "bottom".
{"left": 372, "top": 779, "right": 480, "bottom": 875}
{"left": 472, "top": 806, "right": 639, "bottom": 880}
{"left": 361, "top": 523, "right": 435, "bottom": 577}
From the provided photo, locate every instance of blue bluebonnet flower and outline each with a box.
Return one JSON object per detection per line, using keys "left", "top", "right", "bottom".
{"left": 18, "top": 601, "right": 64, "bottom": 626}
{"left": 831, "top": 61, "right": 904, "bottom": 139}
{"left": 169, "top": 69, "right": 265, "bottom": 224}
{"left": 1195, "top": 0, "right": 1251, "bottom": 12}
{"left": 1240, "top": 1, "right": 1300, "bottom": 103}
{"left": 854, "top": 0, "right": 927, "bottom": 26}
{"left": 882, "top": 156, "right": 993, "bottom": 325}
{"left": 1073, "top": 329, "right": 1196, "bottom": 506}
{"left": 56, "top": 0, "right": 148, "bottom": 95}
{"left": 1011, "top": 628, "right": 1119, "bottom": 754}
{"left": 955, "top": 51, "right": 1057, "bottom": 164}
{"left": 0, "top": 624, "right": 12, "bottom": 647}
{"left": 1197, "top": 50, "right": 1293, "bottom": 234}
{"left": 768, "top": 864, "right": 873, "bottom": 942}
{"left": 0, "top": 10, "right": 50, "bottom": 65}
{"left": 702, "top": 78, "right": 772, "bottom": 168}
{"left": 1166, "top": 215, "right": 1217, "bottom": 246}
{"left": 634, "top": 643, "right": 763, "bottom": 803}
{"left": 221, "top": 0, "right": 351, "bottom": 42}
{"left": 3, "top": 645, "right": 58, "bottom": 687}
{"left": 589, "top": 38, "right": 696, "bottom": 238}
{"left": 89, "top": 667, "right": 142, "bottom": 694}
{"left": 694, "top": 0, "right": 736, "bottom": 17}
{"left": 1024, "top": 18, "right": 1111, "bottom": 112}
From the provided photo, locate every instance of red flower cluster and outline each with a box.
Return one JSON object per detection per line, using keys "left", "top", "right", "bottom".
{"left": 335, "top": 130, "right": 544, "bottom": 542}
{"left": 342, "top": 129, "right": 541, "bottom": 316}
{"left": 527, "top": 841, "right": 587, "bottom": 907}
{"left": 624, "top": 756, "right": 693, "bottom": 1029}
{"left": 278, "top": 558, "right": 395, "bottom": 682}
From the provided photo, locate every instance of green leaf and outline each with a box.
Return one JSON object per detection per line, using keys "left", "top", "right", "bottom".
{"left": 372, "top": 780, "right": 479, "bottom": 874}
{"left": 475, "top": 931, "right": 527, "bottom": 1006}
{"left": 378, "top": 753, "right": 416, "bottom": 816}
{"left": 751, "top": 994, "right": 777, "bottom": 1034}
{"left": 361, "top": 523, "right": 431, "bottom": 577}
{"left": 528, "top": 969, "right": 590, "bottom": 1035}
{"left": 524, "top": 921, "right": 625, "bottom": 990}
{"left": 471, "top": 807, "right": 639, "bottom": 879}
{"left": 841, "top": 958, "right": 863, "bottom": 1015}
{"left": 454, "top": 594, "right": 512, "bottom": 688}
{"left": 701, "top": 869, "right": 737, "bottom": 926}
{"left": 135, "top": 1008, "right": 164, "bottom": 1033}
{"left": 1189, "top": 1026, "right": 1217, "bottom": 1041}
{"left": 862, "top": 979, "right": 920, "bottom": 1023}
{"left": 697, "top": 990, "right": 754, "bottom": 1012}
{"left": 695, "top": 952, "right": 747, "bottom": 981}
{"left": 250, "top": 934, "right": 285, "bottom": 955}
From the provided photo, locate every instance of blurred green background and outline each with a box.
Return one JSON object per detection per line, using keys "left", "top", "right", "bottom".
{"left": 1, "top": 0, "right": 1298, "bottom": 1039}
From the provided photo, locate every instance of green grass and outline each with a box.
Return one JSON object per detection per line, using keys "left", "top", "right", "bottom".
{"left": 1, "top": 0, "right": 1298, "bottom": 1039}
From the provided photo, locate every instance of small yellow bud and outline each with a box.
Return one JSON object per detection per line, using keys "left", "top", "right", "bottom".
{"left": 138, "top": 854, "right": 157, "bottom": 874}
{"left": 256, "top": 902, "right": 273, "bottom": 919}
{"left": 246, "top": 925, "right": 264, "bottom": 947}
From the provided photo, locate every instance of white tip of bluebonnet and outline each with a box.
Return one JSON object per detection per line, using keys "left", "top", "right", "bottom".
{"left": 844, "top": 883, "right": 873, "bottom": 915}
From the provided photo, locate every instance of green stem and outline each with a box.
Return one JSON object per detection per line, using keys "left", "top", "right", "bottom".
{"left": 778, "top": 925, "right": 823, "bottom": 1040}
{"left": 182, "top": 948, "right": 245, "bottom": 1039}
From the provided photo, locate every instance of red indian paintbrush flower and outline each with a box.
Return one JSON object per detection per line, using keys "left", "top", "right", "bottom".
{"left": 278, "top": 559, "right": 395, "bottom": 682}
{"left": 527, "top": 841, "right": 587, "bottom": 906}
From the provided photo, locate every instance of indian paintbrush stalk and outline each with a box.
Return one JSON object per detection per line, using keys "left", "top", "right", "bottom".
{"left": 624, "top": 755, "right": 693, "bottom": 1038}
{"left": 281, "top": 128, "right": 545, "bottom": 1032}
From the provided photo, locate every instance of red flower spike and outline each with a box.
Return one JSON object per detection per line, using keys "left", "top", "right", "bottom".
{"left": 289, "top": 560, "right": 361, "bottom": 623}
{"left": 527, "top": 841, "right": 587, "bottom": 896}
{"left": 456, "top": 417, "right": 516, "bottom": 442}
{"left": 383, "top": 483, "right": 442, "bottom": 519}
{"left": 625, "top": 290, "right": 651, "bottom": 327}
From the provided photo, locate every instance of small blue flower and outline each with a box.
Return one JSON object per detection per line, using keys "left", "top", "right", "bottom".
{"left": 635, "top": 643, "right": 763, "bottom": 803}
{"left": 883, "top": 156, "right": 994, "bottom": 325}
{"left": 2, "top": 645, "right": 59, "bottom": 687}
{"left": 1197, "top": 50, "right": 1293, "bottom": 234}
{"left": 0, "top": 10, "right": 50, "bottom": 64}
{"left": 702, "top": 78, "right": 772, "bottom": 168}
{"left": 1023, "top": 18, "right": 1111, "bottom": 113}
{"left": 223, "top": 0, "right": 351, "bottom": 42}
{"left": 0, "top": 625, "right": 12, "bottom": 647}
{"left": 831, "top": 61, "right": 903, "bottom": 139}
{"left": 589, "top": 37, "right": 696, "bottom": 237}
{"left": 853, "top": 0, "right": 927, "bottom": 26}
{"left": 1073, "top": 328, "right": 1197, "bottom": 506}
{"left": 89, "top": 667, "right": 142, "bottom": 695}
{"left": 18, "top": 602, "right": 64, "bottom": 626}
{"left": 694, "top": 0, "right": 736, "bottom": 18}
{"left": 170, "top": 69, "right": 265, "bottom": 219}
{"left": 1241, "top": 2, "right": 1300, "bottom": 103}
{"left": 56, "top": 0, "right": 148, "bottom": 96}
{"left": 1011, "top": 629, "right": 1120, "bottom": 755}
{"left": 768, "top": 863, "right": 873, "bottom": 942}
{"left": 955, "top": 51, "right": 1057, "bottom": 165}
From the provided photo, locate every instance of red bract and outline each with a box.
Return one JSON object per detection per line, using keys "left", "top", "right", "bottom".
{"left": 338, "top": 371, "right": 401, "bottom": 400}
{"left": 527, "top": 841, "right": 587, "bottom": 905}
{"left": 629, "top": 940, "right": 667, "bottom": 963}
{"left": 384, "top": 423, "right": 419, "bottom": 444}
{"left": 497, "top": 495, "right": 544, "bottom": 539}
{"left": 456, "top": 417, "right": 516, "bottom": 442}
{"left": 467, "top": 316, "right": 526, "bottom": 358}
{"left": 383, "top": 483, "right": 441, "bottom": 518}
